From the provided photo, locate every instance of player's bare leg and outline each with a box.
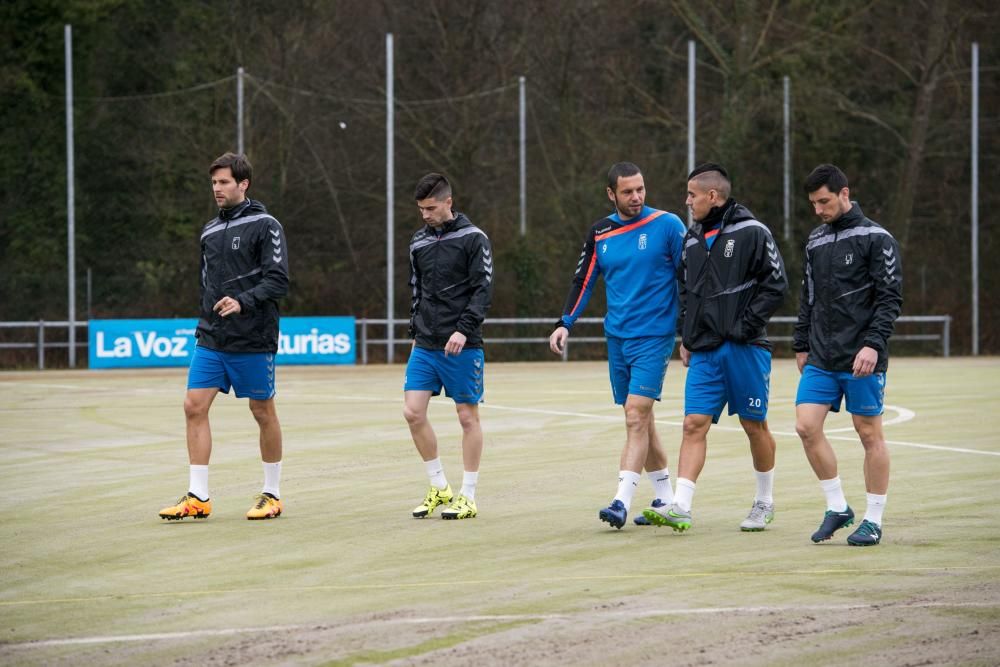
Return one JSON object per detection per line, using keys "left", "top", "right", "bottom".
{"left": 246, "top": 398, "right": 284, "bottom": 519}
{"left": 621, "top": 395, "right": 655, "bottom": 473}
{"left": 847, "top": 413, "right": 889, "bottom": 545}
{"left": 739, "top": 418, "right": 776, "bottom": 531}
{"left": 644, "top": 415, "right": 667, "bottom": 472}
{"left": 159, "top": 388, "right": 218, "bottom": 520}
{"left": 797, "top": 403, "right": 854, "bottom": 542}
{"left": 643, "top": 413, "right": 711, "bottom": 531}
{"left": 796, "top": 403, "right": 836, "bottom": 479}
{"left": 442, "top": 402, "right": 483, "bottom": 519}
{"left": 184, "top": 388, "right": 218, "bottom": 465}
{"left": 404, "top": 390, "right": 438, "bottom": 460}
{"left": 249, "top": 398, "right": 282, "bottom": 463}
{"left": 405, "top": 390, "right": 453, "bottom": 517}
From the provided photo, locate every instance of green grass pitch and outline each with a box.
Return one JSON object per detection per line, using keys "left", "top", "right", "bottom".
{"left": 1, "top": 358, "right": 998, "bottom": 665}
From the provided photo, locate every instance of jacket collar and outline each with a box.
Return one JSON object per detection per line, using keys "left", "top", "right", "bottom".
{"left": 832, "top": 202, "right": 864, "bottom": 230}
{"left": 427, "top": 212, "right": 468, "bottom": 235}
{"left": 219, "top": 198, "right": 253, "bottom": 221}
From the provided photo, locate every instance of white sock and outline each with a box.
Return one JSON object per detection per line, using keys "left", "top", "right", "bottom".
{"left": 755, "top": 468, "right": 775, "bottom": 505}
{"left": 675, "top": 478, "right": 696, "bottom": 512}
{"left": 262, "top": 461, "right": 282, "bottom": 498}
{"left": 864, "top": 493, "right": 887, "bottom": 526}
{"left": 647, "top": 468, "right": 673, "bottom": 504}
{"left": 819, "top": 476, "right": 848, "bottom": 512}
{"left": 613, "top": 471, "right": 642, "bottom": 510}
{"left": 189, "top": 465, "right": 209, "bottom": 501}
{"left": 460, "top": 471, "right": 479, "bottom": 501}
{"left": 425, "top": 457, "right": 448, "bottom": 490}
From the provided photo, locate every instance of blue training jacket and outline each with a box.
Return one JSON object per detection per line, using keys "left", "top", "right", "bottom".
{"left": 558, "top": 205, "right": 687, "bottom": 338}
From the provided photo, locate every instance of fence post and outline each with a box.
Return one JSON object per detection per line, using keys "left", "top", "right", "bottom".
{"left": 360, "top": 319, "right": 368, "bottom": 365}
{"left": 37, "top": 319, "right": 45, "bottom": 370}
{"left": 943, "top": 316, "right": 951, "bottom": 358}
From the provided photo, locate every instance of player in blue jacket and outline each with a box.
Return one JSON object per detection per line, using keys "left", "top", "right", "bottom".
{"left": 549, "top": 162, "right": 687, "bottom": 529}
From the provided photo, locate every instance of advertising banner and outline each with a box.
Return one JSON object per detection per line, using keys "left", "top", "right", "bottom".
{"left": 88, "top": 316, "right": 355, "bottom": 369}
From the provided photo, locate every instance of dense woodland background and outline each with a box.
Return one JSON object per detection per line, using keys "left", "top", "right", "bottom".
{"left": 1, "top": 0, "right": 997, "bottom": 364}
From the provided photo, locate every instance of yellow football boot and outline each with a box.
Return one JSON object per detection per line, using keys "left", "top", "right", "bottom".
{"left": 412, "top": 484, "right": 454, "bottom": 518}
{"left": 441, "top": 494, "right": 477, "bottom": 520}
{"left": 159, "top": 493, "right": 212, "bottom": 520}
{"left": 246, "top": 493, "right": 283, "bottom": 520}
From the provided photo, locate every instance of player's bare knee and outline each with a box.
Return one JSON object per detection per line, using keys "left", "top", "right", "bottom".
{"left": 795, "top": 418, "right": 822, "bottom": 443}
{"left": 183, "top": 396, "right": 209, "bottom": 421}
{"left": 248, "top": 400, "right": 276, "bottom": 424}
{"left": 682, "top": 415, "right": 709, "bottom": 439}
{"left": 623, "top": 407, "right": 647, "bottom": 432}
{"left": 740, "top": 418, "right": 768, "bottom": 437}
{"left": 403, "top": 405, "right": 426, "bottom": 426}
{"left": 856, "top": 426, "right": 884, "bottom": 450}
{"left": 456, "top": 406, "right": 479, "bottom": 432}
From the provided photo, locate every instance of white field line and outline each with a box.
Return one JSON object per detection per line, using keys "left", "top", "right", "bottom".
{"left": 480, "top": 402, "right": 1000, "bottom": 457}
{"left": 3, "top": 385, "right": 995, "bottom": 458}
{"left": 5, "top": 600, "right": 997, "bottom": 650}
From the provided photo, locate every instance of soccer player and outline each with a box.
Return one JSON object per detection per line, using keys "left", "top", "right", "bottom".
{"left": 549, "top": 162, "right": 686, "bottom": 529}
{"left": 643, "top": 163, "right": 787, "bottom": 533}
{"left": 158, "top": 152, "right": 289, "bottom": 521}
{"left": 404, "top": 173, "right": 493, "bottom": 520}
{"left": 794, "top": 164, "right": 903, "bottom": 546}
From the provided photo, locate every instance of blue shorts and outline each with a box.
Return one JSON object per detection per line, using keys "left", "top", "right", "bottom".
{"left": 606, "top": 335, "right": 674, "bottom": 405}
{"left": 404, "top": 346, "right": 485, "bottom": 404}
{"left": 796, "top": 364, "right": 885, "bottom": 416}
{"left": 187, "top": 345, "right": 276, "bottom": 400}
{"left": 685, "top": 341, "right": 771, "bottom": 423}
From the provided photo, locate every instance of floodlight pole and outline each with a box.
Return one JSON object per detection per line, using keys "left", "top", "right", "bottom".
{"left": 971, "top": 42, "right": 979, "bottom": 356}
{"left": 783, "top": 76, "right": 791, "bottom": 241}
{"left": 687, "top": 40, "right": 696, "bottom": 227}
{"left": 65, "top": 25, "right": 76, "bottom": 368}
{"left": 386, "top": 33, "right": 395, "bottom": 363}
{"left": 519, "top": 75, "right": 527, "bottom": 237}
{"left": 237, "top": 66, "right": 245, "bottom": 155}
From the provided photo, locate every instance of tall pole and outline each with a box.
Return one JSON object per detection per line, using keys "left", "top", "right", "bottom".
{"left": 519, "top": 75, "right": 527, "bottom": 237}
{"left": 237, "top": 66, "right": 245, "bottom": 155}
{"left": 971, "top": 42, "right": 979, "bottom": 356}
{"left": 386, "top": 33, "right": 395, "bottom": 363}
{"left": 687, "top": 40, "right": 696, "bottom": 227}
{"left": 783, "top": 75, "right": 791, "bottom": 241}
{"left": 65, "top": 25, "right": 76, "bottom": 368}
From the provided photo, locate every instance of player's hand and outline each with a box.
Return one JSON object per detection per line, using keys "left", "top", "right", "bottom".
{"left": 852, "top": 346, "right": 878, "bottom": 377}
{"left": 213, "top": 296, "right": 241, "bottom": 317}
{"left": 679, "top": 343, "right": 690, "bottom": 367}
{"left": 444, "top": 331, "right": 467, "bottom": 356}
{"left": 549, "top": 327, "right": 569, "bottom": 355}
{"left": 796, "top": 351, "right": 808, "bottom": 374}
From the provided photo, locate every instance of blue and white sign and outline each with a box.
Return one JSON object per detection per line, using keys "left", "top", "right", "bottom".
{"left": 88, "top": 316, "right": 356, "bottom": 369}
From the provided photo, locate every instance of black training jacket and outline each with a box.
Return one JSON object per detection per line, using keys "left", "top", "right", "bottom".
{"left": 678, "top": 200, "right": 788, "bottom": 352}
{"left": 408, "top": 213, "right": 493, "bottom": 349}
{"left": 793, "top": 203, "right": 903, "bottom": 373}
{"left": 196, "top": 198, "right": 289, "bottom": 353}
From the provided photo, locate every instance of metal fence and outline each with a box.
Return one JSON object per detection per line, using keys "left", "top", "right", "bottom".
{"left": 0, "top": 315, "right": 951, "bottom": 370}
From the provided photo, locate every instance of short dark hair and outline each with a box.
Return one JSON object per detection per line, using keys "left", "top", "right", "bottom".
{"left": 607, "top": 162, "right": 642, "bottom": 192}
{"left": 804, "top": 164, "right": 848, "bottom": 194}
{"left": 687, "top": 162, "right": 729, "bottom": 182}
{"left": 209, "top": 152, "right": 252, "bottom": 186}
{"left": 414, "top": 173, "right": 452, "bottom": 200}
{"left": 687, "top": 162, "right": 731, "bottom": 200}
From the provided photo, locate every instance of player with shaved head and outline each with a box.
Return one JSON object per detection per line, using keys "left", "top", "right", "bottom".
{"left": 643, "top": 163, "right": 788, "bottom": 533}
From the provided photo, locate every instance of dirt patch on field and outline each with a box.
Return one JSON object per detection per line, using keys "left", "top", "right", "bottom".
{"left": 12, "top": 588, "right": 990, "bottom": 667}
